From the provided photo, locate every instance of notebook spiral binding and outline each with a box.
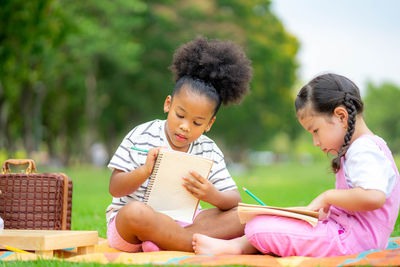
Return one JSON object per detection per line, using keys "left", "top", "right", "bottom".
{"left": 143, "top": 153, "right": 163, "bottom": 203}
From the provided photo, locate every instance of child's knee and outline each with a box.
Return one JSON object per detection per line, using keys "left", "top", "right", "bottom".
{"left": 119, "top": 201, "right": 155, "bottom": 227}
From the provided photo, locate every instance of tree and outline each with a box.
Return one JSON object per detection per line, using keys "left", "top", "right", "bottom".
{"left": 118, "top": 0, "right": 300, "bottom": 158}
{"left": 1, "top": 0, "right": 299, "bottom": 164}
{"left": 0, "top": 0, "right": 67, "bottom": 153}
{"left": 210, "top": 1, "right": 300, "bottom": 154}
{"left": 43, "top": 0, "right": 148, "bottom": 163}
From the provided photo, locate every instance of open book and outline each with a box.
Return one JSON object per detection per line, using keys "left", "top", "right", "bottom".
{"left": 238, "top": 203, "right": 319, "bottom": 227}
{"left": 144, "top": 149, "right": 213, "bottom": 223}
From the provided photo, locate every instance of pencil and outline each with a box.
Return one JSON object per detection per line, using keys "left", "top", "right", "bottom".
{"left": 242, "top": 187, "right": 267, "bottom": 206}
{"left": 0, "top": 244, "right": 31, "bottom": 253}
{"left": 129, "top": 146, "right": 149, "bottom": 153}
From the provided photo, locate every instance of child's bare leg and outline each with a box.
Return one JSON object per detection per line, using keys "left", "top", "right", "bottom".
{"left": 186, "top": 207, "right": 245, "bottom": 239}
{"left": 192, "top": 234, "right": 258, "bottom": 255}
{"left": 116, "top": 202, "right": 244, "bottom": 252}
{"left": 116, "top": 201, "right": 194, "bottom": 251}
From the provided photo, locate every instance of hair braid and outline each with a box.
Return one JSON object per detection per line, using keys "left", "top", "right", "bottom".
{"left": 331, "top": 93, "right": 357, "bottom": 172}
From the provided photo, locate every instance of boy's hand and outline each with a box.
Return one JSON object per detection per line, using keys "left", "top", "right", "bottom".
{"left": 142, "top": 147, "right": 162, "bottom": 176}
{"left": 182, "top": 170, "right": 217, "bottom": 203}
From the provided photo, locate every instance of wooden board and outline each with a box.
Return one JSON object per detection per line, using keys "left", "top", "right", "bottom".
{"left": 0, "top": 230, "right": 98, "bottom": 255}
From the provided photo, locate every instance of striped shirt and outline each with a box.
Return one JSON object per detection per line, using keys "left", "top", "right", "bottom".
{"left": 106, "top": 119, "right": 237, "bottom": 224}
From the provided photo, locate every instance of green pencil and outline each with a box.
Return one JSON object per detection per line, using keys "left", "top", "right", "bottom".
{"left": 242, "top": 187, "right": 266, "bottom": 206}
{"left": 129, "top": 146, "right": 149, "bottom": 153}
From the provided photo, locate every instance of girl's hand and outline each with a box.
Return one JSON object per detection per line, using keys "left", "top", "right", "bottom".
{"left": 142, "top": 147, "right": 162, "bottom": 176}
{"left": 309, "top": 188, "right": 385, "bottom": 215}
{"left": 109, "top": 147, "right": 164, "bottom": 197}
{"left": 182, "top": 170, "right": 218, "bottom": 202}
{"left": 307, "top": 190, "right": 333, "bottom": 220}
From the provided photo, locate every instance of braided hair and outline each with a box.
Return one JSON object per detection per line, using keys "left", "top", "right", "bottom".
{"left": 169, "top": 36, "right": 253, "bottom": 115}
{"left": 295, "top": 73, "right": 364, "bottom": 173}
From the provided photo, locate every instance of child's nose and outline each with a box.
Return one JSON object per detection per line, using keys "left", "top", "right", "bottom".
{"left": 180, "top": 121, "right": 190, "bottom": 132}
{"left": 313, "top": 136, "right": 320, "bottom": 147}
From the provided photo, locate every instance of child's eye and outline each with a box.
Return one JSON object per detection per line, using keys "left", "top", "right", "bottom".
{"left": 176, "top": 113, "right": 184, "bottom": 118}
{"left": 193, "top": 121, "right": 202, "bottom": 126}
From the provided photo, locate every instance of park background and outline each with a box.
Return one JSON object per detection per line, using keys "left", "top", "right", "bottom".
{"left": 1, "top": 0, "right": 400, "bottom": 239}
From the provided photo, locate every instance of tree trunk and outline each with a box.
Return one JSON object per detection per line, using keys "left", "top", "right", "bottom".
{"left": 21, "top": 84, "right": 34, "bottom": 155}
{"left": 0, "top": 82, "right": 8, "bottom": 150}
{"left": 32, "top": 81, "right": 46, "bottom": 151}
{"left": 84, "top": 71, "right": 98, "bottom": 163}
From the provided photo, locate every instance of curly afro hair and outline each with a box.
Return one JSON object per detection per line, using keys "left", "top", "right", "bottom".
{"left": 169, "top": 36, "right": 253, "bottom": 106}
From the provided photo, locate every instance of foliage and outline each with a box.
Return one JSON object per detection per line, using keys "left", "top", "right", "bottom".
{"left": 0, "top": 0, "right": 67, "bottom": 153}
{"left": 2, "top": 1, "right": 400, "bottom": 166}
{"left": 44, "top": 0, "right": 148, "bottom": 163}
{"left": 364, "top": 81, "right": 400, "bottom": 153}
{"left": 213, "top": 1, "right": 300, "bottom": 150}
{"left": 0, "top": 0, "right": 299, "bottom": 164}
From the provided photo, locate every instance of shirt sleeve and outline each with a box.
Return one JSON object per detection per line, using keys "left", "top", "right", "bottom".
{"left": 208, "top": 144, "right": 237, "bottom": 192}
{"left": 344, "top": 138, "right": 396, "bottom": 197}
{"left": 107, "top": 129, "right": 140, "bottom": 172}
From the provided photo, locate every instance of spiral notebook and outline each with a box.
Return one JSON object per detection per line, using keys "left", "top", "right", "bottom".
{"left": 144, "top": 149, "right": 213, "bottom": 223}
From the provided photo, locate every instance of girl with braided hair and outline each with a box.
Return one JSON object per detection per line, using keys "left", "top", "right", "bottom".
{"left": 192, "top": 73, "right": 400, "bottom": 257}
{"left": 106, "top": 36, "right": 252, "bottom": 252}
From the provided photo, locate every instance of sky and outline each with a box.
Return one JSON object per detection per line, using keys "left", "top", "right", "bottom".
{"left": 271, "top": 0, "right": 400, "bottom": 93}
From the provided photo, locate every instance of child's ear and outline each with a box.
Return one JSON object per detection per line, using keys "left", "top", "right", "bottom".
{"left": 333, "top": 107, "right": 348, "bottom": 126}
{"left": 205, "top": 116, "right": 216, "bottom": 133}
{"left": 164, "top": 95, "right": 172, "bottom": 113}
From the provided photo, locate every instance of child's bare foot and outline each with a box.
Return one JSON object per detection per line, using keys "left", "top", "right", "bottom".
{"left": 192, "top": 234, "right": 243, "bottom": 255}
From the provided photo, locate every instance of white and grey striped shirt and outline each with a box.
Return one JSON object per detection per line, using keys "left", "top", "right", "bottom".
{"left": 106, "top": 119, "right": 237, "bottom": 224}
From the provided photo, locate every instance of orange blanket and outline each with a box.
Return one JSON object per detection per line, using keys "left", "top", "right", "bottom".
{"left": 1, "top": 237, "right": 400, "bottom": 266}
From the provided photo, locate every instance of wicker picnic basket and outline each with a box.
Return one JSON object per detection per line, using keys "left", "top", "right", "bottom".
{"left": 0, "top": 159, "right": 72, "bottom": 230}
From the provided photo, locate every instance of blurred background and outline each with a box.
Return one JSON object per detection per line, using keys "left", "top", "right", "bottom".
{"left": 1, "top": 0, "right": 400, "bottom": 169}
{"left": 2, "top": 0, "right": 400, "bottom": 236}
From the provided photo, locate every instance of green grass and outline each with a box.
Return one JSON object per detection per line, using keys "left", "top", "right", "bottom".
{"left": 61, "top": 161, "right": 337, "bottom": 238}
{"left": 234, "top": 161, "right": 335, "bottom": 207}
{"left": 51, "top": 159, "right": 400, "bottom": 239}
{"left": 3, "top": 160, "right": 400, "bottom": 265}
{"left": 61, "top": 166, "right": 112, "bottom": 237}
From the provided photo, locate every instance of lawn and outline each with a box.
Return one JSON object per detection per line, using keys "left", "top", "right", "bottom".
{"left": 49, "top": 159, "right": 400, "bottom": 238}
{"left": 2, "top": 159, "right": 400, "bottom": 266}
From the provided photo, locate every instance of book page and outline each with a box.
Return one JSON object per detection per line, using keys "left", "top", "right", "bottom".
{"left": 238, "top": 203, "right": 319, "bottom": 227}
{"left": 145, "top": 149, "right": 213, "bottom": 223}
{"left": 239, "top": 203, "right": 319, "bottom": 217}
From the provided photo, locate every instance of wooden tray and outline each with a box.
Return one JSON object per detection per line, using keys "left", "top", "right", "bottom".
{"left": 0, "top": 230, "right": 98, "bottom": 256}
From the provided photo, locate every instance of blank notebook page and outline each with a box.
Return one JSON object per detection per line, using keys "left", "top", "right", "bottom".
{"left": 144, "top": 149, "right": 213, "bottom": 223}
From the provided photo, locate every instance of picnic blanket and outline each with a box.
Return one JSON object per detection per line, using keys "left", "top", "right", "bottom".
{"left": 1, "top": 237, "right": 400, "bottom": 266}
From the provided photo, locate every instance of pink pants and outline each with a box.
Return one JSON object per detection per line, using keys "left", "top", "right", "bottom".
{"left": 245, "top": 215, "right": 351, "bottom": 257}
{"left": 107, "top": 216, "right": 142, "bottom": 252}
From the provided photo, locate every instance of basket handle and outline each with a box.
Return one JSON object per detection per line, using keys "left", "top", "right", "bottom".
{"left": 1, "top": 159, "right": 37, "bottom": 174}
